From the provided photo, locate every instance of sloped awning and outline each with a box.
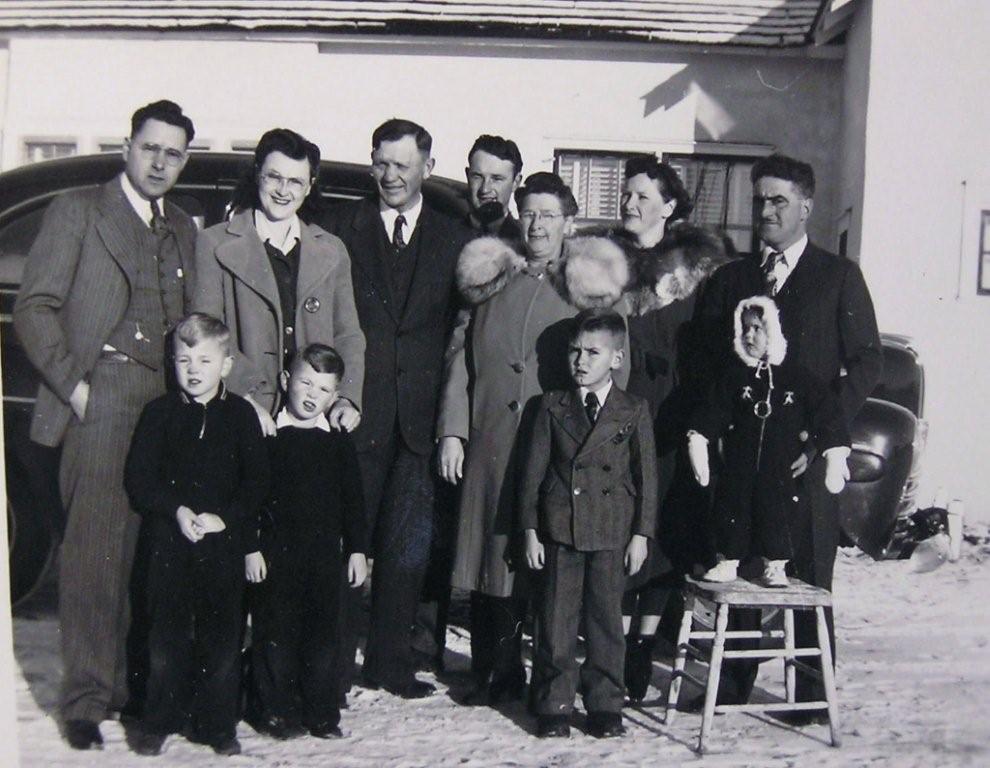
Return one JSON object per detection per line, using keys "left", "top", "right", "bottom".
{"left": 0, "top": 1, "right": 828, "bottom": 47}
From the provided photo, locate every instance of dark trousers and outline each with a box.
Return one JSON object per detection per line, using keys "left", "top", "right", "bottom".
{"left": 141, "top": 532, "right": 244, "bottom": 741}
{"left": 717, "top": 458, "right": 839, "bottom": 703}
{"left": 251, "top": 541, "right": 344, "bottom": 728}
{"left": 350, "top": 427, "right": 436, "bottom": 687}
{"left": 58, "top": 359, "right": 162, "bottom": 722}
{"left": 533, "top": 543, "right": 626, "bottom": 716}
{"left": 469, "top": 592, "right": 526, "bottom": 685}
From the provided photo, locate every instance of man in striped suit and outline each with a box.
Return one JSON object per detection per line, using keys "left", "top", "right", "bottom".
{"left": 14, "top": 100, "right": 198, "bottom": 750}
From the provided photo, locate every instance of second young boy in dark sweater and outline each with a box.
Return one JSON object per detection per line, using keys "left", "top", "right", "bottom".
{"left": 248, "top": 344, "right": 368, "bottom": 740}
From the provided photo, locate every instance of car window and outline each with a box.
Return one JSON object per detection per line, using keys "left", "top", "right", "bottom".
{"left": 0, "top": 205, "right": 46, "bottom": 285}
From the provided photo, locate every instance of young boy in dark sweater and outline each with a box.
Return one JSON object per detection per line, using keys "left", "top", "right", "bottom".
{"left": 248, "top": 343, "right": 368, "bottom": 740}
{"left": 124, "top": 313, "right": 270, "bottom": 757}
{"left": 518, "top": 309, "right": 658, "bottom": 739}
{"left": 687, "top": 296, "right": 851, "bottom": 587}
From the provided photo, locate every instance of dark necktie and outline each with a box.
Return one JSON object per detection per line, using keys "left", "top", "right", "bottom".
{"left": 149, "top": 197, "right": 168, "bottom": 235}
{"left": 584, "top": 391, "right": 600, "bottom": 424}
{"left": 764, "top": 250, "right": 786, "bottom": 296}
{"left": 392, "top": 214, "right": 407, "bottom": 249}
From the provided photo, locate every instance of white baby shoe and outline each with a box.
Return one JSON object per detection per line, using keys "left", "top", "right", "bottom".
{"left": 701, "top": 559, "right": 739, "bottom": 583}
{"left": 761, "top": 560, "right": 789, "bottom": 588}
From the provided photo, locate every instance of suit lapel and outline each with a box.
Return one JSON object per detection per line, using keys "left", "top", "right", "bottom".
{"left": 94, "top": 178, "right": 142, "bottom": 288}
{"left": 349, "top": 200, "right": 400, "bottom": 325}
{"left": 578, "top": 388, "right": 638, "bottom": 457}
{"left": 549, "top": 389, "right": 591, "bottom": 445}
{"left": 775, "top": 242, "right": 823, "bottom": 304}
{"left": 215, "top": 209, "right": 282, "bottom": 326}
{"left": 400, "top": 205, "right": 440, "bottom": 329}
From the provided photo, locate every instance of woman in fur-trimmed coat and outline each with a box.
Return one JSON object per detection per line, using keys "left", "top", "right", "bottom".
{"left": 609, "top": 156, "right": 733, "bottom": 700}
{"left": 436, "top": 172, "right": 630, "bottom": 702}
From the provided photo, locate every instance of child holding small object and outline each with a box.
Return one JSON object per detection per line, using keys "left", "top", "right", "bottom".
{"left": 687, "top": 296, "right": 850, "bottom": 587}
{"left": 124, "top": 313, "right": 269, "bottom": 757}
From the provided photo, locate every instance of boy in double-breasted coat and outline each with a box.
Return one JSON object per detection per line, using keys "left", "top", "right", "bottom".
{"left": 519, "top": 308, "right": 658, "bottom": 739}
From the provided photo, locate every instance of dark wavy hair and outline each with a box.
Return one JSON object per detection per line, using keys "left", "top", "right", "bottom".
{"left": 131, "top": 100, "right": 195, "bottom": 144}
{"left": 229, "top": 128, "right": 323, "bottom": 221}
{"left": 468, "top": 134, "right": 523, "bottom": 176}
{"left": 623, "top": 155, "right": 693, "bottom": 222}
{"left": 751, "top": 153, "right": 816, "bottom": 199}
{"left": 514, "top": 172, "right": 579, "bottom": 217}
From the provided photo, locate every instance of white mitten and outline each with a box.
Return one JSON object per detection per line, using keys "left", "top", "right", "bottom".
{"left": 823, "top": 446, "right": 851, "bottom": 494}
{"left": 687, "top": 431, "right": 711, "bottom": 487}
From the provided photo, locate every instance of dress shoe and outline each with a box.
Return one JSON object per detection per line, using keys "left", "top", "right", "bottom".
{"left": 488, "top": 665, "right": 527, "bottom": 705}
{"left": 209, "top": 735, "right": 242, "bottom": 756}
{"left": 536, "top": 715, "right": 570, "bottom": 738}
{"left": 760, "top": 559, "right": 789, "bottom": 588}
{"left": 624, "top": 636, "right": 655, "bottom": 702}
{"left": 702, "top": 559, "right": 739, "bottom": 583}
{"left": 776, "top": 710, "right": 830, "bottom": 727}
{"left": 253, "top": 714, "right": 307, "bottom": 740}
{"left": 130, "top": 729, "right": 167, "bottom": 756}
{"left": 64, "top": 719, "right": 103, "bottom": 750}
{"left": 363, "top": 673, "right": 437, "bottom": 699}
{"left": 586, "top": 711, "right": 626, "bottom": 738}
{"left": 309, "top": 722, "right": 344, "bottom": 739}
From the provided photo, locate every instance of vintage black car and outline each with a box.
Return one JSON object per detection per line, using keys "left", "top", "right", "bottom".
{"left": 0, "top": 152, "right": 469, "bottom": 606}
{"left": 0, "top": 153, "right": 925, "bottom": 606}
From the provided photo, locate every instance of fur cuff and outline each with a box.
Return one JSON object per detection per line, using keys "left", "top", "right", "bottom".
{"left": 455, "top": 236, "right": 526, "bottom": 305}
{"left": 733, "top": 295, "right": 787, "bottom": 366}
{"left": 558, "top": 237, "right": 629, "bottom": 310}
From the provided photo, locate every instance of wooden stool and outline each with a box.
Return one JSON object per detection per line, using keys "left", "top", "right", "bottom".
{"left": 665, "top": 576, "right": 841, "bottom": 753}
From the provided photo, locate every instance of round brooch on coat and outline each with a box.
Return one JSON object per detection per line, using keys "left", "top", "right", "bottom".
{"left": 303, "top": 297, "right": 321, "bottom": 313}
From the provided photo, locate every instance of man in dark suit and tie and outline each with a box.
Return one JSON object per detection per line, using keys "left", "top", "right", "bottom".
{"left": 14, "top": 100, "right": 198, "bottom": 749}
{"left": 697, "top": 153, "right": 883, "bottom": 720}
{"left": 322, "top": 118, "right": 470, "bottom": 698}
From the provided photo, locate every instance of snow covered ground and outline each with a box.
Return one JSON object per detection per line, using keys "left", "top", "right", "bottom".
{"left": 13, "top": 541, "right": 990, "bottom": 767}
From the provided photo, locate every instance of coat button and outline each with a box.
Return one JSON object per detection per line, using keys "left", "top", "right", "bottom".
{"left": 602, "top": 488, "right": 611, "bottom": 496}
{"left": 285, "top": 326, "right": 294, "bottom": 335}
{"left": 508, "top": 400, "right": 520, "bottom": 412}
{"left": 511, "top": 362, "right": 525, "bottom": 373}
{"left": 602, "top": 464, "right": 611, "bottom": 472}
{"left": 573, "top": 488, "right": 581, "bottom": 496}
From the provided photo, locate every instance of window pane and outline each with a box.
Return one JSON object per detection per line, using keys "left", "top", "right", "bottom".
{"left": 23, "top": 141, "right": 77, "bottom": 164}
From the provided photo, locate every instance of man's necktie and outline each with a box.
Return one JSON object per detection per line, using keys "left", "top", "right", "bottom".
{"left": 584, "top": 391, "right": 600, "bottom": 424}
{"left": 764, "top": 251, "right": 786, "bottom": 296}
{"left": 149, "top": 198, "right": 167, "bottom": 235}
{"left": 392, "top": 214, "right": 407, "bottom": 249}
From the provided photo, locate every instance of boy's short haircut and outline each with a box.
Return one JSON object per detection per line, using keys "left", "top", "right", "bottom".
{"left": 290, "top": 343, "right": 345, "bottom": 379}
{"left": 174, "top": 312, "right": 231, "bottom": 355}
{"left": 570, "top": 307, "right": 626, "bottom": 347}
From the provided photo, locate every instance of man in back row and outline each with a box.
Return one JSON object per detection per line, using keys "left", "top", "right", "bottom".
{"left": 322, "top": 118, "right": 471, "bottom": 698}
{"left": 698, "top": 153, "right": 883, "bottom": 717}
{"left": 14, "top": 100, "right": 199, "bottom": 749}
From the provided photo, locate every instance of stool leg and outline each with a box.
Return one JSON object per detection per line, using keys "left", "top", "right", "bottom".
{"left": 815, "top": 606, "right": 842, "bottom": 747}
{"left": 665, "top": 595, "right": 696, "bottom": 725}
{"left": 698, "top": 602, "right": 729, "bottom": 754}
{"left": 784, "top": 608, "right": 796, "bottom": 704}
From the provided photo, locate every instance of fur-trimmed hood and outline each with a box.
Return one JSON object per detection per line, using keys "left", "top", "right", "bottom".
{"left": 733, "top": 295, "right": 787, "bottom": 367}
{"left": 454, "top": 234, "right": 628, "bottom": 310}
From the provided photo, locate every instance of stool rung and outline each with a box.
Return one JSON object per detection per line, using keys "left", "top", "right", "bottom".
{"left": 688, "top": 630, "right": 784, "bottom": 641}
{"left": 790, "top": 660, "right": 824, "bottom": 680}
{"left": 679, "top": 643, "right": 707, "bottom": 661}
{"left": 671, "top": 670, "right": 707, "bottom": 690}
{"left": 714, "top": 701, "right": 829, "bottom": 714}
{"left": 724, "top": 648, "right": 821, "bottom": 659}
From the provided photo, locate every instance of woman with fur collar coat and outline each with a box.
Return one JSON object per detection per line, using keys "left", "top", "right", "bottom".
{"left": 435, "top": 173, "right": 629, "bottom": 702}
{"left": 610, "top": 157, "right": 732, "bottom": 701}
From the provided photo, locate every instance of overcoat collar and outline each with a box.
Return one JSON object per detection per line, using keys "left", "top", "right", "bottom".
{"left": 217, "top": 208, "right": 283, "bottom": 324}
{"left": 548, "top": 387, "right": 638, "bottom": 456}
